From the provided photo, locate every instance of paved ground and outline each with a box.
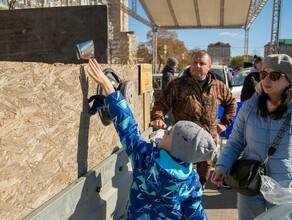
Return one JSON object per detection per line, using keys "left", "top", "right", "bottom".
{"left": 203, "top": 139, "right": 238, "bottom": 220}
{"left": 203, "top": 169, "right": 238, "bottom": 220}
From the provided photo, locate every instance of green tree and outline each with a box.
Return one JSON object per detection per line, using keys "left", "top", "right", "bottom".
{"left": 231, "top": 55, "right": 254, "bottom": 69}
{"left": 230, "top": 56, "right": 245, "bottom": 67}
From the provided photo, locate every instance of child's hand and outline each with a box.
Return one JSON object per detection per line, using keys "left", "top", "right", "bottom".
{"left": 87, "top": 59, "right": 115, "bottom": 96}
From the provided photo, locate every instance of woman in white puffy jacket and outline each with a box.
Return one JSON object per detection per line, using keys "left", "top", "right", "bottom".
{"left": 212, "top": 54, "right": 292, "bottom": 220}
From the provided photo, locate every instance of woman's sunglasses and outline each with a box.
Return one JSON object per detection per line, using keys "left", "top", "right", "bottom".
{"left": 259, "top": 71, "right": 285, "bottom": 81}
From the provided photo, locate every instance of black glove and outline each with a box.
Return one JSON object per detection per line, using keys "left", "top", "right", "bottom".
{"left": 88, "top": 94, "right": 106, "bottom": 115}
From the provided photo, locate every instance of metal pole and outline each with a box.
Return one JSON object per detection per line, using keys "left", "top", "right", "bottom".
{"left": 152, "top": 27, "right": 158, "bottom": 73}
{"left": 269, "top": 0, "right": 282, "bottom": 54}
{"left": 163, "top": 45, "right": 167, "bottom": 66}
{"left": 244, "top": 28, "right": 249, "bottom": 62}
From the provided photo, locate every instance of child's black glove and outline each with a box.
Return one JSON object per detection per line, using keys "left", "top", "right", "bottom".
{"left": 88, "top": 94, "right": 106, "bottom": 115}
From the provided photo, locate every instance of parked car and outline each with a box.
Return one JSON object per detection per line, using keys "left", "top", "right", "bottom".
{"left": 152, "top": 72, "right": 179, "bottom": 101}
{"left": 152, "top": 73, "right": 163, "bottom": 91}
{"left": 210, "top": 65, "right": 233, "bottom": 89}
{"left": 178, "top": 65, "right": 233, "bottom": 90}
{"left": 230, "top": 67, "right": 252, "bottom": 101}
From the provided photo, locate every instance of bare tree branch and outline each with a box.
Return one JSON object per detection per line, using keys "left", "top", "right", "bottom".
{"left": 7, "top": 0, "right": 17, "bottom": 9}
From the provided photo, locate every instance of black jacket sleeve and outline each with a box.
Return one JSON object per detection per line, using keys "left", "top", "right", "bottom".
{"left": 240, "top": 72, "right": 259, "bottom": 101}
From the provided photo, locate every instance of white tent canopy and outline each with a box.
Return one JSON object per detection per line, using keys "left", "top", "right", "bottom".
{"left": 139, "top": 0, "right": 267, "bottom": 29}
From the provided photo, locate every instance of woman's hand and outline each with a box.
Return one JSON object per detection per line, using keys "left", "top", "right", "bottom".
{"left": 211, "top": 170, "right": 224, "bottom": 185}
{"left": 87, "top": 59, "right": 115, "bottom": 96}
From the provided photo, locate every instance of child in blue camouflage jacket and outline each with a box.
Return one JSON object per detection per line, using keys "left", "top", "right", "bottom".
{"left": 87, "top": 59, "right": 216, "bottom": 220}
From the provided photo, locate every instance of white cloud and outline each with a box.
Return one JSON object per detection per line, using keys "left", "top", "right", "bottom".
{"left": 219, "top": 32, "right": 238, "bottom": 37}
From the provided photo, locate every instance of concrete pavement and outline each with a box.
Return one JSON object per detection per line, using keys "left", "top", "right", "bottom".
{"left": 203, "top": 170, "right": 238, "bottom": 220}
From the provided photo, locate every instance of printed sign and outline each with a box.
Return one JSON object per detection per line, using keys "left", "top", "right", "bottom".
{"left": 139, "top": 64, "right": 152, "bottom": 94}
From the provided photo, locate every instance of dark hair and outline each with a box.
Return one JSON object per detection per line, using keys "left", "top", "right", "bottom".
{"left": 253, "top": 57, "right": 263, "bottom": 68}
{"left": 257, "top": 85, "right": 292, "bottom": 119}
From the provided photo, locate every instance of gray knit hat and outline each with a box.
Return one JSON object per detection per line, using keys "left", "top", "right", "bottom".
{"left": 167, "top": 57, "right": 178, "bottom": 67}
{"left": 262, "top": 54, "right": 292, "bottom": 82}
{"left": 170, "top": 121, "right": 216, "bottom": 163}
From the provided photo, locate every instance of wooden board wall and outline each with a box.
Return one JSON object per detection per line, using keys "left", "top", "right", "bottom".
{"left": 0, "top": 61, "right": 151, "bottom": 219}
{"left": 0, "top": 6, "right": 108, "bottom": 64}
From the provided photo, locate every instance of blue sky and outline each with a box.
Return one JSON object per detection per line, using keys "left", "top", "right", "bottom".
{"left": 128, "top": 0, "right": 292, "bottom": 57}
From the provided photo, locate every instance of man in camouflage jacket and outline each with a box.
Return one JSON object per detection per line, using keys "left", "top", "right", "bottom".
{"left": 151, "top": 50, "right": 237, "bottom": 189}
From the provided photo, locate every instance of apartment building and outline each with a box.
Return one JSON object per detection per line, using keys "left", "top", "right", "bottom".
{"left": 207, "top": 42, "right": 231, "bottom": 65}
{"left": 264, "top": 39, "right": 292, "bottom": 58}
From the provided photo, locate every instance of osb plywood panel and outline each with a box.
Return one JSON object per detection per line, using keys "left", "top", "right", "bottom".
{"left": 0, "top": 61, "right": 149, "bottom": 220}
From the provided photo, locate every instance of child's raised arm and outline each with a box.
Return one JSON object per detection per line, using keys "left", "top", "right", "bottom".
{"left": 87, "top": 59, "right": 115, "bottom": 96}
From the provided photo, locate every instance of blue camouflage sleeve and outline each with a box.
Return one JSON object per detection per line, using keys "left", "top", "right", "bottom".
{"left": 181, "top": 175, "right": 207, "bottom": 220}
{"left": 105, "top": 91, "right": 154, "bottom": 170}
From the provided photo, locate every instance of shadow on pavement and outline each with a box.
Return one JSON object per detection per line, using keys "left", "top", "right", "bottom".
{"left": 202, "top": 170, "right": 237, "bottom": 209}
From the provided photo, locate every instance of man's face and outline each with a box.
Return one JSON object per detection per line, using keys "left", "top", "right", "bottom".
{"left": 189, "top": 53, "right": 211, "bottom": 80}
{"left": 171, "top": 64, "right": 178, "bottom": 71}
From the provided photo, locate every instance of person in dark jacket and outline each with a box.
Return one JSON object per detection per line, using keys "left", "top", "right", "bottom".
{"left": 240, "top": 56, "right": 263, "bottom": 101}
{"left": 162, "top": 57, "right": 178, "bottom": 90}
{"left": 151, "top": 50, "right": 237, "bottom": 190}
{"left": 161, "top": 57, "right": 178, "bottom": 126}
{"left": 87, "top": 58, "right": 216, "bottom": 220}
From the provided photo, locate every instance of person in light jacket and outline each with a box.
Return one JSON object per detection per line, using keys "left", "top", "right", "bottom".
{"left": 212, "top": 54, "right": 292, "bottom": 220}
